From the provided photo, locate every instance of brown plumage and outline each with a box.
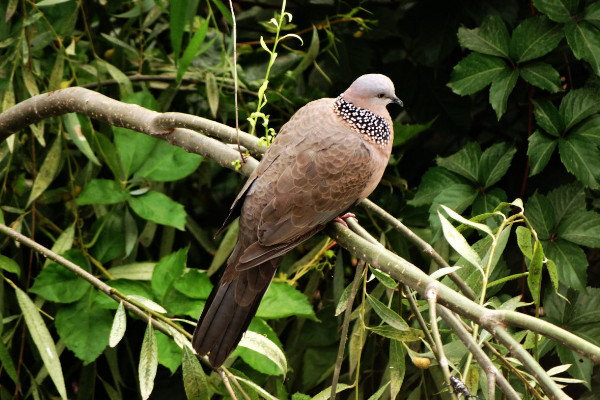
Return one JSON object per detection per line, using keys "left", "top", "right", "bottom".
{"left": 192, "top": 74, "right": 402, "bottom": 367}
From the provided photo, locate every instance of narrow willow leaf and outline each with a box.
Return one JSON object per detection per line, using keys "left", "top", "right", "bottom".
{"left": 16, "top": 287, "right": 67, "bottom": 400}
{"left": 109, "top": 301, "right": 127, "bottom": 348}
{"left": 108, "top": 262, "right": 155, "bottom": 280}
{"left": 311, "top": 383, "right": 352, "bottom": 400}
{"left": 527, "top": 241, "right": 544, "bottom": 306}
{"left": 335, "top": 283, "right": 353, "bottom": 316}
{"left": 0, "top": 254, "right": 20, "bottom": 277}
{"left": 389, "top": 340, "right": 405, "bottom": 400}
{"left": 367, "top": 381, "right": 391, "bottom": 400}
{"left": 238, "top": 331, "right": 287, "bottom": 376}
{"left": 44, "top": 222, "right": 75, "bottom": 268}
{"left": 207, "top": 219, "right": 238, "bottom": 276}
{"left": 182, "top": 346, "right": 209, "bottom": 400}
{"left": 233, "top": 375, "right": 280, "bottom": 400}
{"left": 127, "top": 295, "right": 167, "bottom": 313}
{"left": 62, "top": 113, "right": 101, "bottom": 166}
{"left": 205, "top": 72, "right": 219, "bottom": 118}
{"left": 430, "top": 266, "right": 462, "bottom": 280}
{"left": 48, "top": 51, "right": 64, "bottom": 91}
{"left": 516, "top": 226, "right": 533, "bottom": 259}
{"left": 27, "top": 136, "right": 62, "bottom": 206}
{"left": 177, "top": 17, "right": 210, "bottom": 82}
{"left": 438, "top": 210, "right": 482, "bottom": 272}
{"left": 366, "top": 294, "right": 408, "bottom": 331}
{"left": 368, "top": 326, "right": 423, "bottom": 342}
{"left": 139, "top": 320, "right": 158, "bottom": 400}
{"left": 370, "top": 266, "right": 397, "bottom": 289}
{"left": 440, "top": 204, "right": 493, "bottom": 237}
{"left": 0, "top": 337, "right": 17, "bottom": 384}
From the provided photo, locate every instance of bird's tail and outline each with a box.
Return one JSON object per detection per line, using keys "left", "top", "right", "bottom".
{"left": 192, "top": 262, "right": 277, "bottom": 367}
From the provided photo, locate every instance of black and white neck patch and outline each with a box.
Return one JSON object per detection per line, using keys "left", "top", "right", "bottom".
{"left": 333, "top": 95, "right": 391, "bottom": 146}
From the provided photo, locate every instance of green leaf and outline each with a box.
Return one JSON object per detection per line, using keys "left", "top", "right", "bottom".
{"left": 429, "top": 184, "right": 479, "bottom": 236}
{"left": 545, "top": 239, "right": 587, "bottom": 290}
{"left": 408, "top": 167, "right": 466, "bottom": 206}
{"left": 519, "top": 62, "right": 562, "bottom": 93}
{"left": 97, "top": 59, "right": 133, "bottom": 99}
{"left": 584, "top": 1, "right": 600, "bottom": 28}
{"left": 565, "top": 21, "right": 600, "bottom": 76}
{"left": 436, "top": 142, "right": 481, "bottom": 182}
{"left": 367, "top": 382, "right": 391, "bottom": 400}
{"left": 525, "top": 192, "right": 555, "bottom": 240}
{"left": 547, "top": 182, "right": 586, "bottom": 224}
{"left": 163, "top": 290, "right": 204, "bottom": 318}
{"left": 479, "top": 142, "right": 516, "bottom": 187}
{"left": 448, "top": 53, "right": 508, "bottom": 95}
{"left": 208, "top": 220, "right": 239, "bottom": 275}
{"left": 516, "top": 226, "right": 534, "bottom": 259}
{"left": 335, "top": 283, "right": 353, "bottom": 316}
{"left": 489, "top": 67, "right": 518, "bottom": 119}
{"left": 558, "top": 135, "right": 600, "bottom": 189}
{"left": 182, "top": 345, "right": 209, "bottom": 400}
{"left": 90, "top": 211, "right": 126, "bottom": 263}
{"left": 108, "top": 262, "right": 155, "bottom": 280}
{"left": 177, "top": 17, "right": 210, "bottom": 82}
{"left": 438, "top": 210, "right": 482, "bottom": 271}
{"left": 94, "top": 279, "right": 156, "bottom": 310}
{"left": 0, "top": 254, "right": 20, "bottom": 277}
{"left": 156, "top": 331, "right": 182, "bottom": 374}
{"left": 557, "top": 210, "right": 600, "bottom": 247}
{"left": 393, "top": 118, "right": 436, "bottom": 147}
{"left": 527, "top": 241, "right": 544, "bottom": 306}
{"left": 16, "top": 287, "right": 67, "bottom": 400}
{"left": 62, "top": 113, "right": 101, "bottom": 166}
{"left": 235, "top": 319, "right": 285, "bottom": 375}
{"left": 557, "top": 345, "right": 593, "bottom": 390}
{"left": 368, "top": 326, "right": 423, "bottom": 342}
{"left": 369, "top": 266, "right": 398, "bottom": 289}
{"left": 257, "top": 282, "right": 317, "bottom": 320}
{"left": 27, "top": 135, "right": 62, "bottom": 206}
{"left": 77, "top": 179, "right": 130, "bottom": 205}
{"left": 532, "top": 98, "right": 564, "bottom": 136}
{"left": 55, "top": 294, "right": 113, "bottom": 364}
{"left": 139, "top": 319, "right": 158, "bottom": 400}
{"left": 510, "top": 16, "right": 564, "bottom": 63}
{"left": 151, "top": 247, "right": 187, "bottom": 302}
{"left": 457, "top": 15, "right": 510, "bottom": 58}
{"left": 238, "top": 331, "right": 287, "bottom": 376}
{"left": 173, "top": 269, "right": 213, "bottom": 299}
{"left": 128, "top": 191, "right": 187, "bottom": 230}
{"left": 109, "top": 301, "right": 126, "bottom": 348}
{"left": 205, "top": 72, "right": 219, "bottom": 118}
{"left": 134, "top": 139, "right": 203, "bottom": 182}
{"left": 527, "top": 130, "right": 558, "bottom": 176}
{"left": 169, "top": 0, "right": 189, "bottom": 62}
{"left": 44, "top": 222, "right": 75, "bottom": 268}
{"left": 533, "top": 0, "right": 579, "bottom": 23}
{"left": 389, "top": 340, "right": 405, "bottom": 400}
{"left": 366, "top": 293, "right": 409, "bottom": 331}
{"left": 570, "top": 115, "right": 600, "bottom": 145}
{"left": 30, "top": 249, "right": 92, "bottom": 303}
{"left": 559, "top": 88, "right": 600, "bottom": 130}
{"left": 0, "top": 337, "right": 17, "bottom": 385}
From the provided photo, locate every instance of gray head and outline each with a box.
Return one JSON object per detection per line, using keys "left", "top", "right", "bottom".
{"left": 342, "top": 74, "right": 402, "bottom": 118}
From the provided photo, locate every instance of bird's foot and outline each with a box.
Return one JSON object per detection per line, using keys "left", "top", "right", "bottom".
{"left": 334, "top": 212, "right": 356, "bottom": 229}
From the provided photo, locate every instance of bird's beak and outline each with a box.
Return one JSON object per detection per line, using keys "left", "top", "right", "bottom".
{"left": 392, "top": 96, "right": 403, "bottom": 107}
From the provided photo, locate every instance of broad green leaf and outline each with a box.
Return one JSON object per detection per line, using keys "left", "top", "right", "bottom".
{"left": 128, "top": 191, "right": 187, "bottom": 230}
{"left": 177, "top": 17, "right": 210, "bottom": 82}
{"left": 208, "top": 219, "right": 239, "bottom": 276}
{"left": 532, "top": 98, "right": 564, "bottom": 136}
{"left": 366, "top": 293, "right": 409, "bottom": 331}
{"left": 571, "top": 115, "right": 600, "bottom": 145}
{"left": 479, "top": 142, "right": 517, "bottom": 188}
{"left": 173, "top": 269, "right": 213, "bottom": 299}
{"left": 524, "top": 192, "right": 555, "bottom": 240}
{"left": 257, "top": 282, "right": 317, "bottom": 320}
{"left": 368, "top": 326, "right": 423, "bottom": 342}
{"left": 548, "top": 182, "right": 586, "bottom": 224}
{"left": 565, "top": 21, "right": 600, "bottom": 76}
{"left": 557, "top": 210, "right": 600, "bottom": 247}
{"left": 516, "top": 226, "right": 533, "bottom": 259}
{"left": 62, "top": 114, "right": 101, "bottom": 166}
{"left": 156, "top": 331, "right": 182, "bottom": 374}
{"left": 519, "top": 62, "right": 562, "bottom": 93}
{"left": 545, "top": 239, "right": 587, "bottom": 291}
{"left": 90, "top": 211, "right": 126, "bottom": 263}
{"left": 559, "top": 88, "right": 600, "bottom": 130}
{"left": 457, "top": 15, "right": 510, "bottom": 58}
{"left": 151, "top": 247, "right": 187, "bottom": 302}
{"left": 27, "top": 135, "right": 62, "bottom": 206}
{"left": 182, "top": 345, "right": 209, "bottom": 400}
{"left": 557, "top": 346, "right": 593, "bottom": 390}
{"left": 134, "top": 139, "right": 202, "bottom": 182}
{"left": 438, "top": 210, "right": 482, "bottom": 271}
{"left": 408, "top": 167, "right": 466, "bottom": 206}
{"left": 139, "top": 320, "right": 158, "bottom": 400}
{"left": 389, "top": 340, "right": 405, "bottom": 400}
{"left": 235, "top": 319, "right": 285, "bottom": 375}
{"left": 162, "top": 290, "right": 204, "bottom": 319}
{"left": 114, "top": 126, "right": 158, "bottom": 179}
{"left": 393, "top": 118, "right": 436, "bottom": 147}
{"left": 570, "top": 287, "right": 600, "bottom": 325}
{"left": 16, "top": 287, "right": 67, "bottom": 400}
{"left": 77, "top": 179, "right": 130, "bottom": 205}
{"left": 238, "top": 331, "right": 287, "bottom": 376}
{"left": 527, "top": 130, "right": 557, "bottom": 176}
{"left": 30, "top": 249, "right": 91, "bottom": 303}
{"left": 527, "top": 241, "right": 544, "bottom": 305}
{"left": 558, "top": 136, "right": 600, "bottom": 189}
{"left": 429, "top": 184, "right": 479, "bottom": 238}
{"left": 0, "top": 254, "right": 20, "bottom": 277}
{"left": 510, "top": 16, "right": 564, "bottom": 63}
{"left": 109, "top": 301, "right": 126, "bottom": 348}
{"left": 448, "top": 53, "right": 508, "bottom": 95}
{"left": 533, "top": 0, "right": 579, "bottom": 23}
{"left": 436, "top": 142, "right": 481, "bottom": 182}
{"left": 93, "top": 279, "right": 155, "bottom": 310}
{"left": 584, "top": 1, "right": 600, "bottom": 27}
{"left": 489, "top": 67, "right": 518, "bottom": 119}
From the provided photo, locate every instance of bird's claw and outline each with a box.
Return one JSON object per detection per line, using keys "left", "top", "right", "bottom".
{"left": 334, "top": 212, "right": 356, "bottom": 229}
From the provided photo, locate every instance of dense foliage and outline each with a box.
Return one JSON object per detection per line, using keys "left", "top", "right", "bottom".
{"left": 0, "top": 0, "right": 599, "bottom": 399}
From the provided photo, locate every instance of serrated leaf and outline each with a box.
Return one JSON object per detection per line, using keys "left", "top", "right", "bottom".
{"left": 366, "top": 293, "right": 409, "bottom": 331}
{"left": 565, "top": 21, "right": 600, "bottom": 76}
{"left": 438, "top": 210, "right": 482, "bottom": 271}
{"left": 457, "top": 15, "right": 510, "bottom": 58}
{"left": 448, "top": 53, "right": 508, "bottom": 96}
{"left": 520, "top": 62, "right": 563, "bottom": 93}
{"left": 408, "top": 167, "right": 466, "bottom": 206}
{"left": 557, "top": 210, "right": 600, "bottom": 247}
{"left": 545, "top": 239, "right": 587, "bottom": 291}
{"left": 27, "top": 136, "right": 62, "bottom": 206}
{"left": 533, "top": 98, "right": 565, "bottom": 136}
{"left": 30, "top": 249, "right": 91, "bottom": 303}
{"left": 182, "top": 345, "right": 209, "bottom": 400}
{"left": 527, "top": 130, "right": 558, "bottom": 176}
{"left": 559, "top": 88, "right": 600, "bottom": 131}
{"left": 548, "top": 182, "right": 586, "bottom": 224}
{"left": 151, "top": 247, "right": 187, "bottom": 302}
{"left": 77, "top": 179, "right": 130, "bottom": 205}
{"left": 479, "top": 142, "right": 517, "bottom": 188}
{"left": 238, "top": 331, "right": 287, "bottom": 376}
{"left": 571, "top": 115, "right": 600, "bottom": 145}
{"left": 533, "top": 0, "right": 578, "bottom": 23}
{"left": 16, "top": 287, "right": 67, "bottom": 400}
{"left": 510, "top": 16, "right": 564, "bottom": 63}
{"left": 436, "top": 142, "right": 481, "bottom": 182}
{"left": 527, "top": 241, "right": 544, "bottom": 306}
{"left": 139, "top": 320, "right": 158, "bottom": 400}
{"left": 128, "top": 191, "right": 187, "bottom": 230}
{"left": 489, "top": 66, "right": 518, "bottom": 119}
{"left": 109, "top": 301, "right": 127, "bottom": 348}
{"left": 516, "top": 226, "right": 533, "bottom": 259}
{"left": 525, "top": 192, "right": 556, "bottom": 240}
{"left": 558, "top": 135, "right": 600, "bottom": 189}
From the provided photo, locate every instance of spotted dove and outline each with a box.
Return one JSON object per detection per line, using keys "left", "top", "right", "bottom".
{"left": 192, "top": 74, "right": 402, "bottom": 367}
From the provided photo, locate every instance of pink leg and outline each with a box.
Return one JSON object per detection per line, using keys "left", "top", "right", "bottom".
{"left": 334, "top": 212, "right": 356, "bottom": 229}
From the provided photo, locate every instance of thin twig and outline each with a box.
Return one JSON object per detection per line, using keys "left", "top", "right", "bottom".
{"left": 228, "top": 0, "right": 244, "bottom": 162}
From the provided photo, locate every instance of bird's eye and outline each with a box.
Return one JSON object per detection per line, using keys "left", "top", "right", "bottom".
{"left": 377, "top": 93, "right": 385, "bottom": 98}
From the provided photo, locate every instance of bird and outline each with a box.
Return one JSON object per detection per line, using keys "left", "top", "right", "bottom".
{"left": 192, "top": 74, "right": 402, "bottom": 367}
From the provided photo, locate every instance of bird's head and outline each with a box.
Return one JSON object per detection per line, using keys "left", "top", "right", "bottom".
{"left": 342, "top": 74, "right": 403, "bottom": 118}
